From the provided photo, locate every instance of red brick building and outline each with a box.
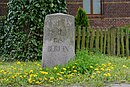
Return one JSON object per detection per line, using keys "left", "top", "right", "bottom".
{"left": 1, "top": 0, "right": 130, "bottom": 28}
{"left": 67, "top": 0, "right": 130, "bottom": 28}
{"left": 0, "top": 0, "right": 7, "bottom": 16}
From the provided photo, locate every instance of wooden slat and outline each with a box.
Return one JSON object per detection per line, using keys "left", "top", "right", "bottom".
{"left": 103, "top": 31, "right": 107, "bottom": 54}
{"left": 86, "top": 28, "right": 90, "bottom": 49}
{"left": 111, "top": 29, "right": 116, "bottom": 55}
{"left": 113, "top": 29, "right": 116, "bottom": 55}
{"left": 76, "top": 26, "right": 81, "bottom": 50}
{"left": 90, "top": 29, "right": 95, "bottom": 50}
{"left": 125, "top": 28, "right": 129, "bottom": 58}
{"left": 95, "top": 29, "right": 99, "bottom": 50}
{"left": 100, "top": 30, "right": 103, "bottom": 53}
{"left": 107, "top": 30, "right": 111, "bottom": 55}
{"left": 121, "top": 29, "right": 125, "bottom": 56}
{"left": 117, "top": 28, "right": 120, "bottom": 56}
{"left": 81, "top": 27, "right": 86, "bottom": 50}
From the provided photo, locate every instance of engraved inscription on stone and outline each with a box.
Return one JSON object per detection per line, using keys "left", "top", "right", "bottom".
{"left": 42, "top": 13, "right": 75, "bottom": 68}
{"left": 48, "top": 45, "right": 68, "bottom": 52}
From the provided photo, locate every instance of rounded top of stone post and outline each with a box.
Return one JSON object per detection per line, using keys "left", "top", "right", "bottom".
{"left": 46, "top": 13, "right": 74, "bottom": 18}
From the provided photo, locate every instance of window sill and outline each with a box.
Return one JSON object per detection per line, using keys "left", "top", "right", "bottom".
{"left": 87, "top": 14, "right": 104, "bottom": 19}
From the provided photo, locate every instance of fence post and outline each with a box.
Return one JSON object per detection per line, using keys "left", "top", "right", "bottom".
{"left": 107, "top": 30, "right": 111, "bottom": 55}
{"left": 110, "top": 28, "right": 116, "bottom": 55}
{"left": 117, "top": 28, "right": 120, "bottom": 56}
{"left": 103, "top": 30, "right": 107, "bottom": 54}
{"left": 81, "top": 27, "right": 86, "bottom": 50}
{"left": 125, "top": 28, "right": 129, "bottom": 58}
{"left": 95, "top": 29, "right": 99, "bottom": 50}
{"left": 86, "top": 28, "right": 90, "bottom": 49}
{"left": 121, "top": 29, "right": 125, "bottom": 56}
{"left": 76, "top": 26, "right": 81, "bottom": 50}
{"left": 100, "top": 30, "right": 103, "bottom": 53}
{"left": 90, "top": 29, "right": 95, "bottom": 50}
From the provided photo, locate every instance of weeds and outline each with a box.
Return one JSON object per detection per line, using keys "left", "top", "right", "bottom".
{"left": 0, "top": 50, "right": 130, "bottom": 86}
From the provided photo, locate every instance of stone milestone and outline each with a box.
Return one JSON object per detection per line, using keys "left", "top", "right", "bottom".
{"left": 42, "top": 13, "right": 75, "bottom": 68}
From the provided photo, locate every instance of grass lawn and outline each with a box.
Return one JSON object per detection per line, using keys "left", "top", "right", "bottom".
{"left": 0, "top": 50, "right": 130, "bottom": 87}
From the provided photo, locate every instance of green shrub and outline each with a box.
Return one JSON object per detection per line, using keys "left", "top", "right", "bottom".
{"left": 0, "top": 0, "right": 67, "bottom": 61}
{"left": 75, "top": 7, "right": 89, "bottom": 28}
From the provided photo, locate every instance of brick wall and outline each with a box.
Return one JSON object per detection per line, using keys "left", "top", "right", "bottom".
{"left": 0, "top": 0, "right": 8, "bottom": 16}
{"left": 67, "top": 0, "right": 130, "bottom": 28}
{"left": 103, "top": 1, "right": 130, "bottom": 18}
{"left": 0, "top": 0, "right": 130, "bottom": 28}
{"left": 66, "top": 0, "right": 83, "bottom": 16}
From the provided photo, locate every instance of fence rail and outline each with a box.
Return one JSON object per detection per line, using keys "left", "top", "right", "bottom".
{"left": 75, "top": 26, "right": 130, "bottom": 57}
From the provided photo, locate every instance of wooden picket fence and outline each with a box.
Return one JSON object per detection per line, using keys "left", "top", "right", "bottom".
{"left": 75, "top": 26, "right": 130, "bottom": 57}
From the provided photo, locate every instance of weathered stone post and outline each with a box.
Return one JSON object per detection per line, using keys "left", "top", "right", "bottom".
{"left": 42, "top": 13, "right": 75, "bottom": 68}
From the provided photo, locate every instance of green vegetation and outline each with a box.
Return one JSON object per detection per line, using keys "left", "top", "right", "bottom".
{"left": 0, "top": 0, "right": 66, "bottom": 61}
{"left": 0, "top": 50, "right": 130, "bottom": 87}
{"left": 75, "top": 7, "right": 89, "bottom": 28}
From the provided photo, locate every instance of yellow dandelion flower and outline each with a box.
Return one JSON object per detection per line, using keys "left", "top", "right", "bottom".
{"left": 40, "top": 71, "right": 48, "bottom": 75}
{"left": 9, "top": 72, "right": 12, "bottom": 74}
{"left": 102, "top": 64, "right": 106, "bottom": 67}
{"left": 73, "top": 70, "right": 77, "bottom": 73}
{"left": 11, "top": 76, "right": 15, "bottom": 79}
{"left": 71, "top": 73, "right": 74, "bottom": 75}
{"left": 93, "top": 72, "right": 96, "bottom": 75}
{"left": 19, "top": 75, "right": 23, "bottom": 78}
{"left": 29, "top": 74, "right": 33, "bottom": 77}
{"left": 49, "top": 77, "right": 54, "bottom": 80}
{"left": 54, "top": 67, "right": 57, "bottom": 70}
{"left": 60, "top": 72, "right": 64, "bottom": 74}
{"left": 107, "top": 73, "right": 111, "bottom": 76}
{"left": 37, "top": 64, "right": 40, "bottom": 66}
{"left": 40, "top": 68, "right": 42, "bottom": 70}
{"left": 110, "top": 66, "right": 114, "bottom": 69}
{"left": 24, "top": 75, "right": 26, "bottom": 78}
{"left": 14, "top": 74, "right": 17, "bottom": 77}
{"left": 62, "top": 68, "right": 67, "bottom": 71}
{"left": 90, "top": 66, "right": 93, "bottom": 68}
{"left": 91, "top": 75, "right": 95, "bottom": 79}
{"left": 123, "top": 65, "right": 127, "bottom": 68}
{"left": 44, "top": 77, "right": 47, "bottom": 81}
{"left": 106, "top": 68, "right": 111, "bottom": 71}
{"left": 4, "top": 72, "right": 7, "bottom": 74}
{"left": 68, "top": 71, "right": 71, "bottom": 73}
{"left": 57, "top": 73, "right": 60, "bottom": 75}
{"left": 29, "top": 70, "right": 33, "bottom": 73}
{"left": 13, "top": 68, "right": 16, "bottom": 70}
{"left": 17, "top": 61, "right": 21, "bottom": 64}
{"left": 33, "top": 74, "right": 37, "bottom": 77}
{"left": 104, "top": 73, "right": 107, "bottom": 77}
{"left": 36, "top": 81, "right": 42, "bottom": 84}
{"left": 108, "top": 63, "right": 111, "bottom": 66}
{"left": 94, "top": 68, "right": 99, "bottom": 71}
{"left": 78, "top": 74, "right": 80, "bottom": 76}
{"left": 67, "top": 74, "right": 73, "bottom": 78}
{"left": 72, "top": 66, "right": 75, "bottom": 68}
{"left": 101, "top": 68, "right": 104, "bottom": 71}
{"left": 0, "top": 70, "right": 4, "bottom": 73}
{"left": 58, "top": 77, "right": 63, "bottom": 80}
{"left": 39, "top": 78, "right": 42, "bottom": 81}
